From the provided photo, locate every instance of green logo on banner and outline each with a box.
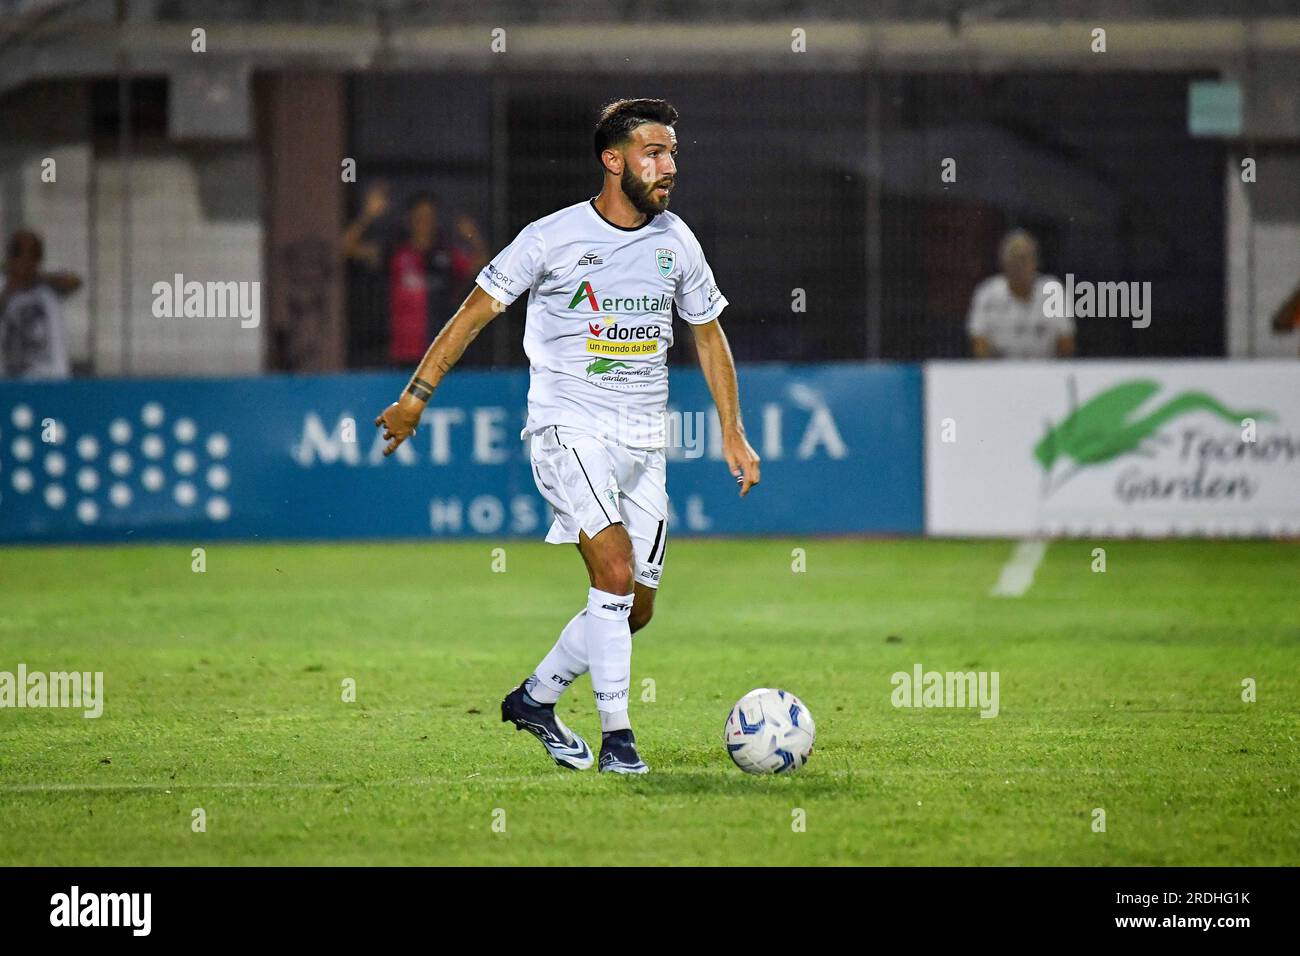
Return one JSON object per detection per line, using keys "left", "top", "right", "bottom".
{"left": 1034, "top": 378, "right": 1273, "bottom": 491}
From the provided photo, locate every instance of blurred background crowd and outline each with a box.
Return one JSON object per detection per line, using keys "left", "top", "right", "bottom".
{"left": 2, "top": 0, "right": 1299, "bottom": 380}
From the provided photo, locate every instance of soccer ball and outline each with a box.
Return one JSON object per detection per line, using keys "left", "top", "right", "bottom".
{"left": 723, "top": 688, "right": 815, "bottom": 774}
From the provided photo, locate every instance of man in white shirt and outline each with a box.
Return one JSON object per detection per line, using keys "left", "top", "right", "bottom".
{"left": 0, "top": 230, "right": 80, "bottom": 379}
{"left": 374, "top": 98, "right": 761, "bottom": 774}
{"left": 967, "top": 229, "right": 1074, "bottom": 359}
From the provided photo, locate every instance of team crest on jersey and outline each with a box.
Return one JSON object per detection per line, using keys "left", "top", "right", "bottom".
{"left": 656, "top": 248, "right": 675, "bottom": 278}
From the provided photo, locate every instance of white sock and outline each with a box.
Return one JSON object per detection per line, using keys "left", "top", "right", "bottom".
{"left": 599, "top": 709, "right": 632, "bottom": 733}
{"left": 586, "top": 586, "right": 633, "bottom": 729}
{"left": 528, "top": 610, "right": 588, "bottom": 703}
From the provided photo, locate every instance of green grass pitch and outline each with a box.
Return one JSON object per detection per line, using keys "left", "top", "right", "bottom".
{"left": 1, "top": 538, "right": 1296, "bottom": 866}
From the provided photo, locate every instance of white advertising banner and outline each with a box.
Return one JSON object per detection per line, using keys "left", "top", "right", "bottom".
{"left": 925, "top": 361, "right": 1300, "bottom": 537}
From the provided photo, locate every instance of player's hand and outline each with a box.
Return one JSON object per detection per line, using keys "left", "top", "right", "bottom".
{"left": 363, "top": 182, "right": 391, "bottom": 220}
{"left": 374, "top": 393, "right": 424, "bottom": 456}
{"left": 454, "top": 214, "right": 482, "bottom": 244}
{"left": 724, "top": 430, "right": 761, "bottom": 497}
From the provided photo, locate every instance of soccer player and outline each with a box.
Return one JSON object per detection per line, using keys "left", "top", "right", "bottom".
{"left": 374, "top": 98, "right": 760, "bottom": 773}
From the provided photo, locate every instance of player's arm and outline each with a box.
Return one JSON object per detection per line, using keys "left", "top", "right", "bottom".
{"left": 454, "top": 214, "right": 490, "bottom": 276}
{"left": 691, "top": 317, "right": 760, "bottom": 496}
{"left": 40, "top": 271, "right": 83, "bottom": 296}
{"left": 967, "top": 284, "right": 994, "bottom": 358}
{"left": 374, "top": 286, "right": 505, "bottom": 455}
{"left": 340, "top": 183, "right": 388, "bottom": 269}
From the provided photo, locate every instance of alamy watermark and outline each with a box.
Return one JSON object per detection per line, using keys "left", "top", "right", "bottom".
{"left": 891, "top": 663, "right": 999, "bottom": 718}
{"left": 606, "top": 405, "right": 710, "bottom": 455}
{"left": 1043, "top": 274, "right": 1151, "bottom": 329}
{"left": 0, "top": 664, "right": 104, "bottom": 718}
{"left": 151, "top": 274, "right": 260, "bottom": 328}
{"left": 49, "top": 886, "right": 150, "bottom": 935}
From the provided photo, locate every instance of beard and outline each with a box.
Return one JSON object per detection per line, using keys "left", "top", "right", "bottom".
{"left": 621, "top": 165, "right": 673, "bottom": 217}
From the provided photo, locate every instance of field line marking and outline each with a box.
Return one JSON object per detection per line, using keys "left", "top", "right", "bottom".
{"left": 990, "top": 538, "right": 1048, "bottom": 597}
{"left": 0, "top": 765, "right": 1238, "bottom": 795}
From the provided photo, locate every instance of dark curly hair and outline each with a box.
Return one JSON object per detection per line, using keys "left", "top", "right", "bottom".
{"left": 593, "top": 98, "right": 679, "bottom": 163}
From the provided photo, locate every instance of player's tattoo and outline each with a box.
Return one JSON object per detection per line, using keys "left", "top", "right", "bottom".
{"left": 405, "top": 377, "right": 434, "bottom": 403}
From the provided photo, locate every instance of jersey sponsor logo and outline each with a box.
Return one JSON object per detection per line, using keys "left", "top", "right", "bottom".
{"left": 586, "top": 339, "right": 659, "bottom": 357}
{"left": 587, "top": 316, "right": 660, "bottom": 356}
{"left": 656, "top": 248, "right": 676, "bottom": 277}
{"left": 585, "top": 357, "right": 634, "bottom": 377}
{"left": 584, "top": 315, "right": 663, "bottom": 357}
{"left": 568, "top": 280, "right": 600, "bottom": 311}
{"left": 679, "top": 300, "right": 719, "bottom": 321}
{"left": 566, "top": 280, "right": 671, "bottom": 316}
{"left": 485, "top": 263, "right": 512, "bottom": 288}
{"left": 577, "top": 251, "right": 604, "bottom": 266}
{"left": 585, "top": 318, "right": 663, "bottom": 341}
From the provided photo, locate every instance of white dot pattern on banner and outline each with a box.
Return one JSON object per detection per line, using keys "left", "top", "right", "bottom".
{"left": 207, "top": 433, "right": 229, "bottom": 458}
{"left": 174, "top": 481, "right": 196, "bottom": 507}
{"left": 77, "top": 435, "right": 99, "bottom": 460}
{"left": 4, "top": 403, "right": 232, "bottom": 523}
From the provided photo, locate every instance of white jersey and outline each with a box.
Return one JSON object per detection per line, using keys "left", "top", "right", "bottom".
{"left": 476, "top": 199, "right": 727, "bottom": 448}
{"left": 0, "top": 279, "right": 70, "bottom": 379}
{"left": 966, "top": 274, "right": 1072, "bottom": 359}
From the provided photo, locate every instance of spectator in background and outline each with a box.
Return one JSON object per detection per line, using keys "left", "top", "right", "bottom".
{"left": 967, "top": 229, "right": 1074, "bottom": 359}
{"left": 341, "top": 183, "right": 488, "bottom": 365}
{"left": 0, "top": 229, "right": 81, "bottom": 379}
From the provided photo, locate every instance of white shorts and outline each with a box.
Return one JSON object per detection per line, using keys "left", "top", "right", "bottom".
{"left": 528, "top": 425, "right": 669, "bottom": 589}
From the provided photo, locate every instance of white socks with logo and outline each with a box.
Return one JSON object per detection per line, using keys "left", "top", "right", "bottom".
{"left": 528, "top": 610, "right": 586, "bottom": 704}
{"left": 527, "top": 586, "right": 633, "bottom": 733}
{"left": 585, "top": 587, "right": 634, "bottom": 733}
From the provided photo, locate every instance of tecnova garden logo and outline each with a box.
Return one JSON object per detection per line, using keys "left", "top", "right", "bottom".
{"left": 1033, "top": 377, "right": 1285, "bottom": 503}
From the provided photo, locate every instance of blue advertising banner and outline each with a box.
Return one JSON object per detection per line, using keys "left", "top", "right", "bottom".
{"left": 0, "top": 364, "right": 922, "bottom": 543}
